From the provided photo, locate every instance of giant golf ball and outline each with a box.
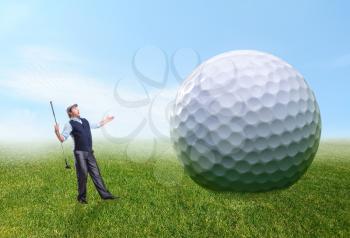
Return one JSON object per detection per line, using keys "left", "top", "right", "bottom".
{"left": 170, "top": 50, "right": 321, "bottom": 192}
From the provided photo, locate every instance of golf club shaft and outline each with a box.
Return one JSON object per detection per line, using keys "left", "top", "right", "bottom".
{"left": 50, "top": 101, "right": 58, "bottom": 125}
{"left": 50, "top": 101, "right": 71, "bottom": 168}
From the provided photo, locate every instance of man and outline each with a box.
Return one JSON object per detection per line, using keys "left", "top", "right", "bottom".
{"left": 54, "top": 103, "right": 118, "bottom": 204}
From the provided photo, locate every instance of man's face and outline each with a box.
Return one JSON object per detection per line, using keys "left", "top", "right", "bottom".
{"left": 70, "top": 106, "right": 80, "bottom": 118}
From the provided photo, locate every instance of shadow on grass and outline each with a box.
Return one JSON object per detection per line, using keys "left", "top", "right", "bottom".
{"left": 63, "top": 199, "right": 117, "bottom": 237}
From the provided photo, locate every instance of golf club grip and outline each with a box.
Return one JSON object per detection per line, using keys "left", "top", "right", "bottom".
{"left": 50, "top": 101, "right": 58, "bottom": 125}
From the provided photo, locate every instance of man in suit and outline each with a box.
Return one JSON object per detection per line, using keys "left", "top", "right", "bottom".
{"left": 54, "top": 103, "right": 118, "bottom": 204}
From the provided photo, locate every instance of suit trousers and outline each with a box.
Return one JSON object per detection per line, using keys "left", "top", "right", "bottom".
{"left": 73, "top": 150, "right": 113, "bottom": 200}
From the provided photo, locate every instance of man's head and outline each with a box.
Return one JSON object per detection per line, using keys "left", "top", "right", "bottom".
{"left": 66, "top": 104, "right": 80, "bottom": 118}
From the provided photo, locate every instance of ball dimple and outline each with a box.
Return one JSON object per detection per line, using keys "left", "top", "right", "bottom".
{"left": 170, "top": 50, "right": 321, "bottom": 192}
{"left": 239, "top": 75, "right": 255, "bottom": 88}
{"left": 267, "top": 134, "right": 280, "bottom": 149}
{"left": 228, "top": 132, "right": 244, "bottom": 147}
{"left": 287, "top": 101, "right": 299, "bottom": 116}
{"left": 197, "top": 155, "right": 214, "bottom": 170}
{"left": 245, "top": 151, "right": 260, "bottom": 164}
{"left": 254, "top": 137, "right": 269, "bottom": 151}
{"left": 194, "top": 125, "right": 209, "bottom": 140}
{"left": 185, "top": 115, "right": 197, "bottom": 130}
{"left": 227, "top": 170, "right": 240, "bottom": 182}
{"left": 208, "top": 100, "right": 222, "bottom": 114}
{"left": 261, "top": 92, "right": 275, "bottom": 108}
{"left": 192, "top": 161, "right": 204, "bottom": 173}
{"left": 189, "top": 145, "right": 204, "bottom": 162}
{"left": 258, "top": 107, "right": 273, "bottom": 123}
{"left": 204, "top": 115, "right": 220, "bottom": 131}
{"left": 242, "top": 139, "right": 255, "bottom": 153}
{"left": 235, "top": 160, "right": 251, "bottom": 173}
{"left": 244, "top": 124, "right": 258, "bottom": 139}
{"left": 193, "top": 108, "right": 208, "bottom": 124}
{"left": 217, "top": 140, "right": 233, "bottom": 155}
{"left": 256, "top": 122, "right": 270, "bottom": 137}
{"left": 287, "top": 141, "right": 301, "bottom": 157}
{"left": 218, "top": 93, "right": 237, "bottom": 108}
{"left": 266, "top": 80, "right": 279, "bottom": 94}
{"left": 208, "top": 131, "right": 222, "bottom": 146}
{"left": 246, "top": 97, "right": 262, "bottom": 112}
{"left": 289, "top": 89, "right": 300, "bottom": 101}
{"left": 272, "top": 103, "right": 287, "bottom": 120}
{"left": 251, "top": 163, "right": 264, "bottom": 175}
{"left": 250, "top": 84, "right": 265, "bottom": 98}
{"left": 245, "top": 111, "right": 259, "bottom": 125}
{"left": 265, "top": 160, "right": 279, "bottom": 174}
{"left": 222, "top": 156, "right": 235, "bottom": 169}
{"left": 276, "top": 90, "right": 289, "bottom": 104}
{"left": 212, "top": 164, "right": 226, "bottom": 176}
{"left": 217, "top": 125, "right": 232, "bottom": 139}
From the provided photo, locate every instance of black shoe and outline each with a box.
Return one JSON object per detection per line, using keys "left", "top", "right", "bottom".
{"left": 78, "top": 198, "right": 88, "bottom": 204}
{"left": 102, "top": 195, "right": 119, "bottom": 200}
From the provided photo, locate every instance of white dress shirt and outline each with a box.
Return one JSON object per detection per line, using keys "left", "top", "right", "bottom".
{"left": 61, "top": 117, "right": 101, "bottom": 141}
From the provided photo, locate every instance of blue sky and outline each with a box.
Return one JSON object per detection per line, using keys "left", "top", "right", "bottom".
{"left": 0, "top": 0, "right": 349, "bottom": 141}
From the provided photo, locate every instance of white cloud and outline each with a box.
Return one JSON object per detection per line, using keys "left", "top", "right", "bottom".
{"left": 0, "top": 46, "right": 178, "bottom": 142}
{"left": 1, "top": 68, "right": 111, "bottom": 109}
{"left": 18, "top": 45, "right": 84, "bottom": 65}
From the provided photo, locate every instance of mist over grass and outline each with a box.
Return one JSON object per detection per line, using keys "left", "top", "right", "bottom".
{"left": 0, "top": 138, "right": 176, "bottom": 162}
{"left": 0, "top": 138, "right": 349, "bottom": 164}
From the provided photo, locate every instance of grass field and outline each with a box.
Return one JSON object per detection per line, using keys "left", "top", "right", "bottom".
{"left": 0, "top": 140, "right": 349, "bottom": 237}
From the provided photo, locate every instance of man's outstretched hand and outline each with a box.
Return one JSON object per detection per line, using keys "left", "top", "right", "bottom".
{"left": 100, "top": 115, "right": 114, "bottom": 127}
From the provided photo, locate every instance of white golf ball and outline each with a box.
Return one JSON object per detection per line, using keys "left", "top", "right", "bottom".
{"left": 170, "top": 50, "right": 321, "bottom": 192}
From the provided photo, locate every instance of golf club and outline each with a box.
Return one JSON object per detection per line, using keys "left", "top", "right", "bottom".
{"left": 50, "top": 101, "right": 71, "bottom": 169}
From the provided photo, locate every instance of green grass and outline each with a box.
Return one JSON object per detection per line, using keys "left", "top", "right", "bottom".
{"left": 0, "top": 140, "right": 349, "bottom": 237}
